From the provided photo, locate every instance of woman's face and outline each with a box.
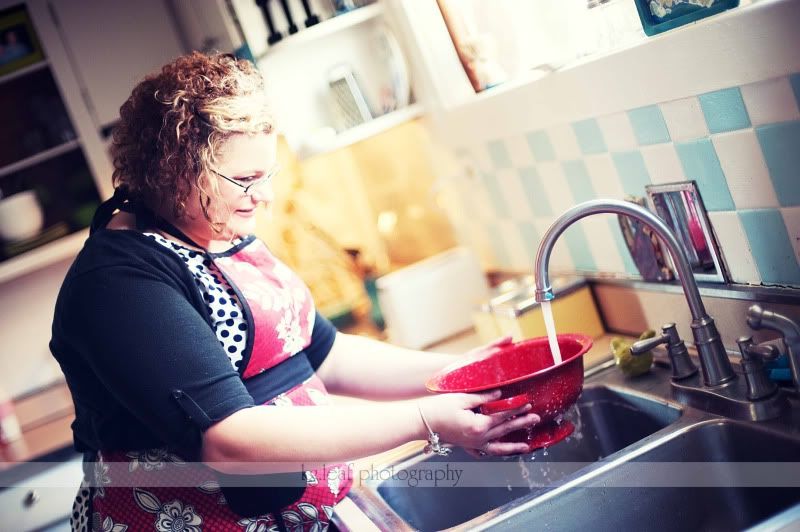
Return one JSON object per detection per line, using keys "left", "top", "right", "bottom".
{"left": 179, "top": 132, "right": 278, "bottom": 244}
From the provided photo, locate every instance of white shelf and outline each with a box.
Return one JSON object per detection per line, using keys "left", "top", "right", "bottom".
{"left": 0, "top": 59, "right": 49, "bottom": 86}
{"left": 0, "top": 228, "right": 88, "bottom": 285}
{"left": 0, "top": 139, "right": 81, "bottom": 180}
{"left": 257, "top": 3, "right": 383, "bottom": 59}
{"left": 297, "top": 103, "right": 424, "bottom": 160}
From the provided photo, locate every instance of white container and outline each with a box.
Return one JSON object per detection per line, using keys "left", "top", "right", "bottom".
{"left": 0, "top": 190, "right": 45, "bottom": 242}
{"left": 376, "top": 247, "right": 489, "bottom": 350}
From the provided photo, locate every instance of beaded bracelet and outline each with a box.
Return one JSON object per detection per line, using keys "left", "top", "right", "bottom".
{"left": 418, "top": 403, "right": 452, "bottom": 456}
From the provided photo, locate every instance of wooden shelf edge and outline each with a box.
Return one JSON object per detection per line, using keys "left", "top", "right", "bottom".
{"left": 256, "top": 3, "right": 383, "bottom": 60}
{"left": 0, "top": 228, "right": 88, "bottom": 285}
{"left": 297, "top": 103, "right": 424, "bottom": 160}
{"left": 0, "top": 58, "right": 49, "bottom": 86}
{"left": 0, "top": 139, "right": 81, "bottom": 179}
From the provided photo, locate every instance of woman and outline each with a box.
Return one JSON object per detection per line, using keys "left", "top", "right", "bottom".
{"left": 50, "top": 52, "right": 539, "bottom": 531}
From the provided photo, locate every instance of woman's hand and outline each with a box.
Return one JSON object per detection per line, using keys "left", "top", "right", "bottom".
{"left": 418, "top": 390, "right": 540, "bottom": 457}
{"left": 462, "top": 335, "right": 514, "bottom": 359}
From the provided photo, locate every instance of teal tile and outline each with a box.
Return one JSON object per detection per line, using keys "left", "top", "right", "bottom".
{"left": 562, "top": 160, "right": 597, "bottom": 204}
{"left": 755, "top": 121, "right": 800, "bottom": 207}
{"left": 674, "top": 138, "right": 735, "bottom": 211}
{"left": 487, "top": 140, "right": 512, "bottom": 168}
{"left": 607, "top": 218, "right": 639, "bottom": 275}
{"left": 611, "top": 151, "right": 651, "bottom": 196}
{"left": 790, "top": 73, "right": 800, "bottom": 109}
{"left": 572, "top": 119, "right": 607, "bottom": 154}
{"left": 698, "top": 87, "right": 751, "bottom": 134}
{"left": 738, "top": 209, "right": 800, "bottom": 285}
{"left": 518, "top": 167, "right": 553, "bottom": 216}
{"left": 518, "top": 221, "right": 540, "bottom": 266}
{"left": 486, "top": 224, "right": 513, "bottom": 268}
{"left": 526, "top": 130, "right": 556, "bottom": 161}
{"left": 627, "top": 105, "right": 671, "bottom": 145}
{"left": 480, "top": 171, "right": 510, "bottom": 218}
{"left": 563, "top": 225, "right": 597, "bottom": 271}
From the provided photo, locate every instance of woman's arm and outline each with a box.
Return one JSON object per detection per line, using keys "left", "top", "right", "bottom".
{"left": 202, "top": 390, "right": 538, "bottom": 474}
{"left": 315, "top": 332, "right": 511, "bottom": 400}
{"left": 314, "top": 332, "right": 461, "bottom": 400}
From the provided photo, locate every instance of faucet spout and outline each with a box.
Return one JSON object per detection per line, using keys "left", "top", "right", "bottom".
{"left": 533, "top": 199, "right": 735, "bottom": 386}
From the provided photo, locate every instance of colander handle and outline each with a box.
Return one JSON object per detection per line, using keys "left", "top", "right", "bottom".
{"left": 480, "top": 392, "right": 528, "bottom": 415}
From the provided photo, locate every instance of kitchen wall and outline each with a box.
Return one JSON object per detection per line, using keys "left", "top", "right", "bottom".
{"left": 427, "top": 1, "right": 800, "bottom": 289}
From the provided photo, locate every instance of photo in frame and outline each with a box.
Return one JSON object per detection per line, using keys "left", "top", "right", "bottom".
{"left": 0, "top": 4, "right": 45, "bottom": 77}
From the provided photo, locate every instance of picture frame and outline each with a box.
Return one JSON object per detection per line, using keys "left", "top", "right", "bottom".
{"left": 0, "top": 4, "right": 45, "bottom": 77}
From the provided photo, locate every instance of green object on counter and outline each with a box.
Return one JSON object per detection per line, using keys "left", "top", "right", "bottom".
{"left": 612, "top": 329, "right": 656, "bottom": 377}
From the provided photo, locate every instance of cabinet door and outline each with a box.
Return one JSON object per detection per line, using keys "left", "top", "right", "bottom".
{"left": 46, "top": 0, "right": 186, "bottom": 131}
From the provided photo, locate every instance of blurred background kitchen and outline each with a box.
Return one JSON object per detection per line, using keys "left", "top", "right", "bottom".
{"left": 1, "top": 1, "right": 799, "bottom": 521}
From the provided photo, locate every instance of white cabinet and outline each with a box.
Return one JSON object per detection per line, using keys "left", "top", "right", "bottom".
{"left": 0, "top": 0, "right": 113, "bottom": 283}
{"left": 229, "top": 0, "right": 421, "bottom": 158}
{"left": 0, "top": 454, "right": 84, "bottom": 531}
{"left": 44, "top": 0, "right": 186, "bottom": 133}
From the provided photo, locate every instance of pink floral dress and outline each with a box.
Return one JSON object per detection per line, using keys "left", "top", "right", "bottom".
{"left": 74, "top": 236, "right": 352, "bottom": 532}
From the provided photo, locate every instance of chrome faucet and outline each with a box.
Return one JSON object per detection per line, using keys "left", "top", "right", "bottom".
{"left": 533, "top": 199, "right": 787, "bottom": 420}
{"left": 533, "top": 199, "right": 734, "bottom": 385}
{"left": 747, "top": 305, "right": 800, "bottom": 393}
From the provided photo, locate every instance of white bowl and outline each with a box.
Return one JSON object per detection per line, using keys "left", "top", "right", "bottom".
{"left": 0, "top": 190, "right": 45, "bottom": 242}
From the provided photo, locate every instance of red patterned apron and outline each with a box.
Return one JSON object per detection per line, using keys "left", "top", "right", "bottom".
{"left": 86, "top": 237, "right": 352, "bottom": 532}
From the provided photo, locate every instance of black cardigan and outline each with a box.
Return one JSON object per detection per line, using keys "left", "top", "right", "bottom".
{"left": 50, "top": 228, "right": 336, "bottom": 458}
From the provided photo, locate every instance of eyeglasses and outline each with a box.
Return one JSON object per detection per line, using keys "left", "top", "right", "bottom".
{"left": 211, "top": 165, "right": 280, "bottom": 196}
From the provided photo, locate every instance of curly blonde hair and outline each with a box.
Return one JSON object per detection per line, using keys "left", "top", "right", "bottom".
{"left": 111, "top": 52, "right": 274, "bottom": 228}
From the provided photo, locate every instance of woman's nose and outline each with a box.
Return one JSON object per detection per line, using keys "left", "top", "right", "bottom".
{"left": 249, "top": 182, "right": 274, "bottom": 204}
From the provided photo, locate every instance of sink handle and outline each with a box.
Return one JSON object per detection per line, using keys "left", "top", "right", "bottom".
{"left": 737, "top": 336, "right": 779, "bottom": 400}
{"left": 630, "top": 334, "right": 669, "bottom": 355}
{"left": 632, "top": 323, "right": 698, "bottom": 381}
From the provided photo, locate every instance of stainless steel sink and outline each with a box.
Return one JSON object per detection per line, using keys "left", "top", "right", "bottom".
{"left": 347, "top": 382, "right": 683, "bottom": 532}
{"left": 492, "top": 421, "right": 800, "bottom": 532}
{"left": 339, "top": 362, "right": 800, "bottom": 532}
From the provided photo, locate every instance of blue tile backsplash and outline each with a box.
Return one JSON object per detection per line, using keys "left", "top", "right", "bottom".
{"left": 698, "top": 87, "right": 751, "bottom": 134}
{"left": 738, "top": 209, "right": 800, "bottom": 285}
{"left": 572, "top": 119, "right": 607, "bottom": 155}
{"left": 674, "top": 138, "right": 735, "bottom": 211}
{"left": 628, "top": 105, "right": 671, "bottom": 145}
{"left": 526, "top": 130, "right": 556, "bottom": 161}
{"left": 448, "top": 73, "right": 800, "bottom": 288}
{"left": 756, "top": 121, "right": 800, "bottom": 207}
{"left": 611, "top": 151, "right": 651, "bottom": 196}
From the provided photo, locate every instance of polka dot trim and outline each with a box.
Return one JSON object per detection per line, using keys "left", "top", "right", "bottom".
{"left": 145, "top": 233, "right": 247, "bottom": 370}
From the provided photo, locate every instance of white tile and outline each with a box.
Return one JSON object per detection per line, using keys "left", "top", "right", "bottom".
{"left": 640, "top": 143, "right": 686, "bottom": 185}
{"left": 659, "top": 96, "right": 709, "bottom": 142}
{"left": 596, "top": 112, "right": 638, "bottom": 151}
{"left": 707, "top": 211, "right": 761, "bottom": 284}
{"left": 497, "top": 220, "right": 532, "bottom": 271}
{"left": 462, "top": 173, "right": 497, "bottom": 222}
{"left": 585, "top": 154, "right": 626, "bottom": 199}
{"left": 547, "top": 123, "right": 582, "bottom": 160}
{"left": 740, "top": 77, "right": 800, "bottom": 126}
{"left": 537, "top": 161, "right": 576, "bottom": 214}
{"left": 780, "top": 207, "right": 800, "bottom": 266}
{"left": 463, "top": 221, "right": 497, "bottom": 270}
{"left": 503, "top": 134, "right": 536, "bottom": 167}
{"left": 712, "top": 129, "right": 779, "bottom": 209}
{"left": 581, "top": 216, "right": 626, "bottom": 273}
{"left": 495, "top": 168, "right": 535, "bottom": 221}
{"left": 466, "top": 144, "right": 495, "bottom": 173}
{"left": 534, "top": 217, "right": 574, "bottom": 273}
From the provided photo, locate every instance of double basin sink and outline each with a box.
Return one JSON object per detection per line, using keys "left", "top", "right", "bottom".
{"left": 340, "top": 362, "right": 800, "bottom": 531}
